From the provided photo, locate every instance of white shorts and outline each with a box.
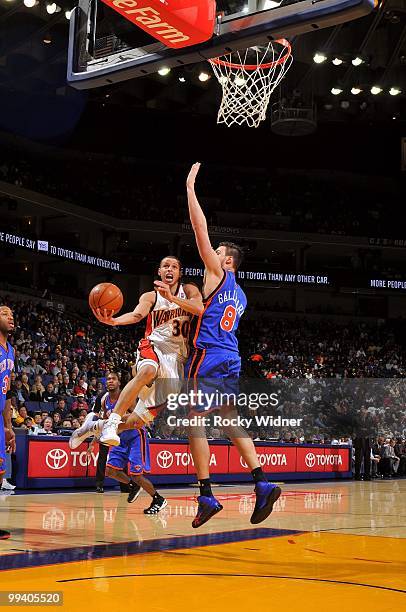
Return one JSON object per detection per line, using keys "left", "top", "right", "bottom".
{"left": 135, "top": 338, "right": 184, "bottom": 409}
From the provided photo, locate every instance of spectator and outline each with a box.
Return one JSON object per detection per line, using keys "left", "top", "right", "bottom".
{"left": 29, "top": 381, "right": 45, "bottom": 401}
{"left": 62, "top": 419, "right": 73, "bottom": 428}
{"left": 43, "top": 383, "right": 58, "bottom": 403}
{"left": 71, "top": 395, "right": 89, "bottom": 415}
{"left": 52, "top": 412, "right": 62, "bottom": 429}
{"left": 36, "top": 416, "right": 57, "bottom": 436}
{"left": 55, "top": 398, "right": 67, "bottom": 414}
{"left": 20, "top": 373, "right": 30, "bottom": 398}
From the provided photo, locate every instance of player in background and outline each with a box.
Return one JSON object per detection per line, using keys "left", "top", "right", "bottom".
{"left": 0, "top": 305, "right": 16, "bottom": 540}
{"left": 105, "top": 424, "right": 167, "bottom": 514}
{"left": 91, "top": 257, "right": 203, "bottom": 445}
{"left": 185, "top": 163, "right": 281, "bottom": 528}
{"left": 71, "top": 371, "right": 167, "bottom": 513}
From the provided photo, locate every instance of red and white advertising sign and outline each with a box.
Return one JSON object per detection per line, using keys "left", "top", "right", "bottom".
{"left": 324, "top": 447, "right": 350, "bottom": 472}
{"left": 296, "top": 447, "right": 350, "bottom": 472}
{"left": 28, "top": 441, "right": 100, "bottom": 478}
{"left": 186, "top": 444, "right": 229, "bottom": 475}
{"left": 149, "top": 443, "right": 189, "bottom": 475}
{"left": 229, "top": 445, "right": 297, "bottom": 473}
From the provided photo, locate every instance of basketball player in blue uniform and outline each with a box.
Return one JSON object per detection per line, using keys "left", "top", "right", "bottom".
{"left": 185, "top": 163, "right": 281, "bottom": 528}
{"left": 71, "top": 371, "right": 167, "bottom": 512}
{"left": 0, "top": 305, "right": 16, "bottom": 539}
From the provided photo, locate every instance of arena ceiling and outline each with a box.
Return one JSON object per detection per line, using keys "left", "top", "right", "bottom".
{"left": 0, "top": 0, "right": 405, "bottom": 140}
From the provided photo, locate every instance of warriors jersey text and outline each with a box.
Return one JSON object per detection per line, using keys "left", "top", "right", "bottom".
{"left": 144, "top": 284, "right": 191, "bottom": 360}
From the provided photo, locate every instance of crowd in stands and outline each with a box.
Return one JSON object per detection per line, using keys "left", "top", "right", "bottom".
{"left": 3, "top": 297, "right": 405, "bottom": 472}
{"left": 0, "top": 148, "right": 404, "bottom": 238}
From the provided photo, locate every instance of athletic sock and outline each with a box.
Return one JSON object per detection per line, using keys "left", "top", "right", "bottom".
{"left": 251, "top": 467, "right": 268, "bottom": 483}
{"left": 199, "top": 478, "right": 213, "bottom": 497}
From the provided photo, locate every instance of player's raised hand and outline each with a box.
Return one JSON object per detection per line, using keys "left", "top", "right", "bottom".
{"left": 154, "top": 280, "right": 173, "bottom": 302}
{"left": 92, "top": 307, "right": 117, "bottom": 326}
{"left": 186, "top": 162, "right": 201, "bottom": 189}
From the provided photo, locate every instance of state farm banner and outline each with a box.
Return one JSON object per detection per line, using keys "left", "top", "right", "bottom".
{"left": 229, "top": 445, "right": 297, "bottom": 473}
{"left": 28, "top": 440, "right": 100, "bottom": 478}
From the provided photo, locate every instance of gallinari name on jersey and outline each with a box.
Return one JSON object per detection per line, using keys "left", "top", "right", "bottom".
{"left": 217, "top": 289, "right": 245, "bottom": 316}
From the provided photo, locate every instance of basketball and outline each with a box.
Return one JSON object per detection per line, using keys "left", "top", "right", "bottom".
{"left": 89, "top": 283, "right": 123, "bottom": 315}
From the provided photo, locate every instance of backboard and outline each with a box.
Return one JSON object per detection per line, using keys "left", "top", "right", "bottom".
{"left": 67, "top": 0, "right": 377, "bottom": 89}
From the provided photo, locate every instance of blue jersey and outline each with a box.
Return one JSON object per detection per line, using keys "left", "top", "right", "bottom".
{"left": 193, "top": 270, "right": 247, "bottom": 353}
{"left": 105, "top": 395, "right": 117, "bottom": 412}
{"left": 0, "top": 342, "right": 14, "bottom": 414}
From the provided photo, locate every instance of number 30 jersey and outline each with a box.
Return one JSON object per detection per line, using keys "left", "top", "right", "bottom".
{"left": 192, "top": 271, "right": 247, "bottom": 354}
{"left": 144, "top": 284, "right": 191, "bottom": 360}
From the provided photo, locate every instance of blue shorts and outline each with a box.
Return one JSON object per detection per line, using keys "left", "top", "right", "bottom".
{"left": 0, "top": 418, "right": 6, "bottom": 476}
{"left": 185, "top": 349, "right": 241, "bottom": 411}
{"left": 106, "top": 428, "right": 150, "bottom": 475}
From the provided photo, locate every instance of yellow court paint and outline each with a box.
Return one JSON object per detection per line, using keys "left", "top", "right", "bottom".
{"left": 1, "top": 482, "right": 405, "bottom": 612}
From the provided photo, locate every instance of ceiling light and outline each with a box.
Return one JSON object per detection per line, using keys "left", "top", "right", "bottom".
{"left": 178, "top": 76, "right": 186, "bottom": 83}
{"left": 332, "top": 57, "right": 343, "bottom": 66}
{"left": 370, "top": 86, "right": 382, "bottom": 95}
{"left": 158, "top": 67, "right": 170, "bottom": 76}
{"left": 351, "top": 87, "right": 362, "bottom": 95}
{"left": 43, "top": 36, "right": 52, "bottom": 44}
{"left": 65, "top": 9, "right": 72, "bottom": 19}
{"left": 313, "top": 52, "right": 327, "bottom": 64}
{"left": 24, "top": 0, "right": 37, "bottom": 6}
{"left": 46, "top": 3, "right": 58, "bottom": 14}
{"left": 331, "top": 87, "right": 342, "bottom": 95}
{"left": 389, "top": 87, "right": 401, "bottom": 96}
{"left": 340, "top": 100, "right": 350, "bottom": 109}
{"left": 352, "top": 57, "right": 363, "bottom": 66}
{"left": 198, "top": 72, "right": 210, "bottom": 82}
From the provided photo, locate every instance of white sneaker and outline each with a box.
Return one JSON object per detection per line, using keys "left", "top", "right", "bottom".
{"left": 99, "top": 418, "right": 120, "bottom": 446}
{"left": 69, "top": 412, "right": 102, "bottom": 450}
{"left": 1, "top": 480, "right": 16, "bottom": 491}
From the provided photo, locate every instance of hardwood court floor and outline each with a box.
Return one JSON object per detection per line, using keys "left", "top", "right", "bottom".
{"left": 0, "top": 481, "right": 405, "bottom": 611}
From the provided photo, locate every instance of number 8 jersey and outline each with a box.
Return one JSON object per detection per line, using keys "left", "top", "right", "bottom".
{"left": 145, "top": 284, "right": 191, "bottom": 360}
{"left": 192, "top": 271, "right": 247, "bottom": 353}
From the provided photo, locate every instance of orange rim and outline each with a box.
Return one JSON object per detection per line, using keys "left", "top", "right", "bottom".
{"left": 209, "top": 39, "right": 291, "bottom": 71}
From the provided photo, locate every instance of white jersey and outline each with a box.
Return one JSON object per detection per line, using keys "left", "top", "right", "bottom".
{"left": 144, "top": 284, "right": 191, "bottom": 360}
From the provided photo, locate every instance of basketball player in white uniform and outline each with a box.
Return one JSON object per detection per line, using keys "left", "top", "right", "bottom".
{"left": 92, "top": 256, "right": 203, "bottom": 446}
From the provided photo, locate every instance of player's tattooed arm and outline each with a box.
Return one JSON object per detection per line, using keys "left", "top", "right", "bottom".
{"left": 186, "top": 163, "right": 223, "bottom": 279}
{"left": 93, "top": 291, "right": 155, "bottom": 326}
{"left": 154, "top": 281, "right": 203, "bottom": 315}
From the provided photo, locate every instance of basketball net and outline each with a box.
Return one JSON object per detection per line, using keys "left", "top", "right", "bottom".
{"left": 209, "top": 39, "right": 293, "bottom": 128}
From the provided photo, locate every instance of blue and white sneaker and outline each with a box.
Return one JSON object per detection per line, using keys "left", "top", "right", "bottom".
{"left": 250, "top": 482, "right": 281, "bottom": 524}
{"left": 192, "top": 495, "right": 223, "bottom": 528}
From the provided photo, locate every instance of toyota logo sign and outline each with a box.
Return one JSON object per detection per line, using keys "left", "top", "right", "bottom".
{"left": 156, "top": 450, "right": 174, "bottom": 469}
{"left": 46, "top": 448, "right": 69, "bottom": 470}
{"left": 305, "top": 452, "right": 316, "bottom": 468}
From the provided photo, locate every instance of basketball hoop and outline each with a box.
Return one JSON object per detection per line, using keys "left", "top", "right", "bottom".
{"left": 209, "top": 39, "right": 292, "bottom": 128}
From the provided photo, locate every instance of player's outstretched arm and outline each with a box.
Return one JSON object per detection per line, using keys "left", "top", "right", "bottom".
{"left": 186, "top": 163, "right": 222, "bottom": 278}
{"left": 92, "top": 291, "right": 155, "bottom": 326}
